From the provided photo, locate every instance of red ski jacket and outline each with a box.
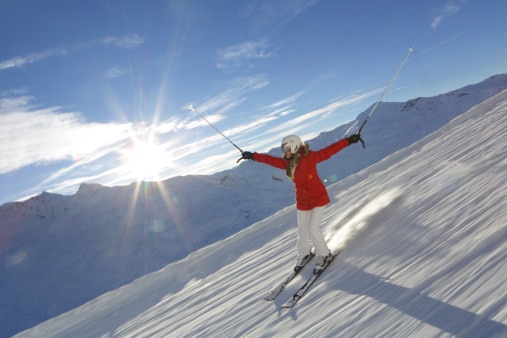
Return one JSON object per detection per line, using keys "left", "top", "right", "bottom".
{"left": 253, "top": 138, "right": 350, "bottom": 211}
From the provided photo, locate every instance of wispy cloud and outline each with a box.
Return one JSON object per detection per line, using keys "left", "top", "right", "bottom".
{"left": 0, "top": 47, "right": 68, "bottom": 70}
{"left": 265, "top": 91, "right": 305, "bottom": 109}
{"left": 100, "top": 33, "right": 145, "bottom": 49}
{"left": 0, "top": 34, "right": 145, "bottom": 71}
{"left": 216, "top": 39, "right": 276, "bottom": 69}
{"left": 104, "top": 66, "right": 128, "bottom": 79}
{"left": 193, "top": 74, "right": 269, "bottom": 115}
{"left": 431, "top": 1, "right": 463, "bottom": 29}
{"left": 266, "top": 88, "right": 381, "bottom": 138}
{"left": 0, "top": 96, "right": 131, "bottom": 174}
{"left": 418, "top": 23, "right": 482, "bottom": 56}
{"left": 0, "top": 93, "right": 32, "bottom": 112}
{"left": 184, "top": 85, "right": 378, "bottom": 158}
{"left": 242, "top": 0, "right": 320, "bottom": 33}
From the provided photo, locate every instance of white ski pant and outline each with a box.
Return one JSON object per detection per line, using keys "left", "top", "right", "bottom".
{"left": 296, "top": 206, "right": 329, "bottom": 257}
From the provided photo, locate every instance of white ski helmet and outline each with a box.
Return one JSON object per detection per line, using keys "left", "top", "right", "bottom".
{"left": 281, "top": 135, "right": 302, "bottom": 153}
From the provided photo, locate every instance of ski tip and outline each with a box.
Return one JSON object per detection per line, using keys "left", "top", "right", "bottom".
{"left": 282, "top": 296, "right": 299, "bottom": 308}
{"left": 264, "top": 290, "right": 281, "bottom": 301}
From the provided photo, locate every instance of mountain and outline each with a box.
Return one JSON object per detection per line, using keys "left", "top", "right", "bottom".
{"left": 1, "top": 74, "right": 507, "bottom": 337}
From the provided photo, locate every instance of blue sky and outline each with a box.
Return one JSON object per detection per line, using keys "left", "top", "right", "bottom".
{"left": 0, "top": 0, "right": 505, "bottom": 204}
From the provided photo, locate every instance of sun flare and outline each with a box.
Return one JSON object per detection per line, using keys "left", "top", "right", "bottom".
{"left": 123, "top": 135, "right": 165, "bottom": 180}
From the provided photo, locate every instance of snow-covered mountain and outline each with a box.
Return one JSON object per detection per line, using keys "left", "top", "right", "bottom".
{"left": 1, "top": 74, "right": 507, "bottom": 337}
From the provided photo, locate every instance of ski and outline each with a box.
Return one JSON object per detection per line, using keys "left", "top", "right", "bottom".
{"left": 282, "top": 252, "right": 340, "bottom": 308}
{"left": 263, "top": 253, "right": 315, "bottom": 301}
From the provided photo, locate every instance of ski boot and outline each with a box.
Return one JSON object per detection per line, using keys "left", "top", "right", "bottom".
{"left": 294, "top": 253, "right": 314, "bottom": 272}
{"left": 313, "top": 252, "right": 333, "bottom": 274}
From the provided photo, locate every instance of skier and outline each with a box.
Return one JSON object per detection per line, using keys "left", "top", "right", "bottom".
{"left": 241, "top": 133, "right": 360, "bottom": 273}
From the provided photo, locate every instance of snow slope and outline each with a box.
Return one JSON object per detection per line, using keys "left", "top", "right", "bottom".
{"left": 14, "top": 88, "right": 507, "bottom": 337}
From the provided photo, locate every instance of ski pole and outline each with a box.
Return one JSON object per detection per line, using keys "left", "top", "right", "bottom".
{"left": 188, "top": 105, "right": 245, "bottom": 162}
{"left": 357, "top": 46, "right": 415, "bottom": 148}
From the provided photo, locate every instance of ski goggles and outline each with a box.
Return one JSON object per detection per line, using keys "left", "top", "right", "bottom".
{"left": 281, "top": 143, "right": 291, "bottom": 153}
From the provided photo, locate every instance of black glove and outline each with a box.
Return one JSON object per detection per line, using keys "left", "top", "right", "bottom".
{"left": 241, "top": 151, "right": 254, "bottom": 160}
{"left": 347, "top": 134, "right": 360, "bottom": 144}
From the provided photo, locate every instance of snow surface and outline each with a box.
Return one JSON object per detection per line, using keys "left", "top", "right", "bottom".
{"left": 1, "top": 75, "right": 507, "bottom": 337}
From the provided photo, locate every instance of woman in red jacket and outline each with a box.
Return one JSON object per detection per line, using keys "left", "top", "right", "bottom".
{"left": 241, "top": 133, "right": 360, "bottom": 273}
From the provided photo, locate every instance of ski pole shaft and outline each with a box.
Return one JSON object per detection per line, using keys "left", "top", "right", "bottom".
{"left": 188, "top": 105, "right": 244, "bottom": 154}
{"left": 357, "top": 46, "right": 414, "bottom": 136}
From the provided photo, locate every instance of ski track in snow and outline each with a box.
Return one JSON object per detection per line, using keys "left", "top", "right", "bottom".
{"left": 12, "top": 89, "right": 507, "bottom": 337}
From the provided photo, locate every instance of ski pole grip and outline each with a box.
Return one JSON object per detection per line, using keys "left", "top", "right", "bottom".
{"left": 359, "top": 135, "right": 366, "bottom": 149}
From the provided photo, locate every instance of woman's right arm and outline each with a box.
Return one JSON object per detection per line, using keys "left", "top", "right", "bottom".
{"left": 252, "top": 152, "right": 287, "bottom": 170}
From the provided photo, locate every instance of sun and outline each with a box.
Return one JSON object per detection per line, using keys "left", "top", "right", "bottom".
{"left": 123, "top": 135, "right": 165, "bottom": 180}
